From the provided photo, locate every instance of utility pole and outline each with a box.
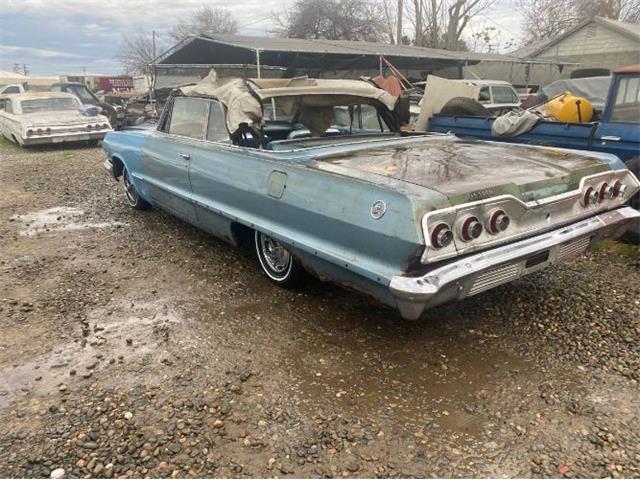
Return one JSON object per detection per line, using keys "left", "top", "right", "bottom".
{"left": 415, "top": 0, "right": 422, "bottom": 46}
{"left": 396, "top": 0, "right": 403, "bottom": 45}
{"left": 22, "top": 64, "right": 29, "bottom": 76}
{"left": 152, "top": 30, "right": 157, "bottom": 60}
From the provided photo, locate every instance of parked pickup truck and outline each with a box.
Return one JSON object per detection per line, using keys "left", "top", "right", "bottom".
{"left": 0, "top": 84, "right": 26, "bottom": 95}
{"left": 102, "top": 72, "right": 640, "bottom": 320}
{"left": 429, "top": 66, "right": 639, "bottom": 169}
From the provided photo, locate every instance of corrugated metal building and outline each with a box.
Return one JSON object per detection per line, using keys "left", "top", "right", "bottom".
{"left": 153, "top": 34, "right": 564, "bottom": 87}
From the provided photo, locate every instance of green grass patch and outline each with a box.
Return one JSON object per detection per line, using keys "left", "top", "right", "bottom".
{"left": 592, "top": 239, "right": 640, "bottom": 259}
{"left": 0, "top": 136, "right": 17, "bottom": 149}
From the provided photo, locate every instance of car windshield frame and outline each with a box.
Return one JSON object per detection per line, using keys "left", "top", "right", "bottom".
{"left": 67, "top": 84, "right": 100, "bottom": 104}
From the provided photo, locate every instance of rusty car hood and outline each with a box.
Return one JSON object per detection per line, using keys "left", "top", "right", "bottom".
{"left": 314, "top": 136, "right": 608, "bottom": 204}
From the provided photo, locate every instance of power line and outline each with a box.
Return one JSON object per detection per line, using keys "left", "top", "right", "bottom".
{"left": 476, "top": 12, "right": 524, "bottom": 41}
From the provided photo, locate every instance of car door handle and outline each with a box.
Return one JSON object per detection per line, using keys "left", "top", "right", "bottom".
{"left": 179, "top": 153, "right": 191, "bottom": 160}
{"left": 600, "top": 135, "right": 621, "bottom": 141}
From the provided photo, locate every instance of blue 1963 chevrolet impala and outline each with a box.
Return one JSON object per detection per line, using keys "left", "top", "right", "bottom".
{"left": 102, "top": 72, "right": 640, "bottom": 320}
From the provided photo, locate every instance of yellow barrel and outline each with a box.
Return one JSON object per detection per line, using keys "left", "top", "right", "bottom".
{"left": 544, "top": 92, "right": 593, "bottom": 123}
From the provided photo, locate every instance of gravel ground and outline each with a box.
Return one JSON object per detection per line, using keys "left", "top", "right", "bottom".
{"left": 0, "top": 141, "right": 639, "bottom": 478}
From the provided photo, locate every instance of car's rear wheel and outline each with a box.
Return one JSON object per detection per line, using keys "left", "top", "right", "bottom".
{"left": 254, "top": 231, "right": 305, "bottom": 287}
{"left": 122, "top": 167, "right": 150, "bottom": 210}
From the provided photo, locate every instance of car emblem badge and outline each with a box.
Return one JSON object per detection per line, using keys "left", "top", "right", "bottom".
{"left": 370, "top": 200, "right": 386, "bottom": 219}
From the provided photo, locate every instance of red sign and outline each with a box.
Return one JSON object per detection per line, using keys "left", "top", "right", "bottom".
{"left": 98, "top": 76, "right": 134, "bottom": 93}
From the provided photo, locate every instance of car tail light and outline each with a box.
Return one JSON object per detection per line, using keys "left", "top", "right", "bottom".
{"left": 486, "top": 209, "right": 510, "bottom": 234}
{"left": 460, "top": 215, "right": 483, "bottom": 241}
{"left": 37, "top": 128, "right": 43, "bottom": 134}
{"left": 26, "top": 129, "right": 34, "bottom": 137}
{"left": 612, "top": 180, "right": 626, "bottom": 198}
{"left": 581, "top": 186, "right": 598, "bottom": 206}
{"left": 46, "top": 127, "right": 51, "bottom": 133}
{"left": 87, "top": 124, "right": 93, "bottom": 130}
{"left": 597, "top": 182, "right": 612, "bottom": 202}
{"left": 430, "top": 223, "right": 453, "bottom": 249}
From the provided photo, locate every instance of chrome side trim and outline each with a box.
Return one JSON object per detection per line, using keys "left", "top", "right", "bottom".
{"left": 391, "top": 206, "right": 640, "bottom": 320}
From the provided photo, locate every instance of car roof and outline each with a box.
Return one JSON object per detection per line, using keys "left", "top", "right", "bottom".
{"left": 614, "top": 64, "right": 640, "bottom": 73}
{"left": 10, "top": 92, "right": 79, "bottom": 101}
{"left": 454, "top": 79, "right": 513, "bottom": 86}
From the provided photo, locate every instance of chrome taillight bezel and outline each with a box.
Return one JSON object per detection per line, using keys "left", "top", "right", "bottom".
{"left": 430, "top": 222, "right": 454, "bottom": 249}
{"left": 459, "top": 215, "right": 483, "bottom": 241}
{"left": 486, "top": 209, "right": 510, "bottom": 234}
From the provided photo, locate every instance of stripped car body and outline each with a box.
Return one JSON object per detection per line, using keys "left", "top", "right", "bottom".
{"left": 102, "top": 72, "right": 640, "bottom": 320}
{"left": 0, "top": 92, "right": 112, "bottom": 146}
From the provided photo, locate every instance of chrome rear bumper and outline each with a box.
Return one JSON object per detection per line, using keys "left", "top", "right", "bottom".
{"left": 22, "top": 130, "right": 109, "bottom": 146}
{"left": 389, "top": 206, "right": 640, "bottom": 320}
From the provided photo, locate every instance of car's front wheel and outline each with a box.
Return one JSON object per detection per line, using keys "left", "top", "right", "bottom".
{"left": 122, "top": 167, "right": 150, "bottom": 210}
{"left": 254, "top": 231, "right": 305, "bottom": 287}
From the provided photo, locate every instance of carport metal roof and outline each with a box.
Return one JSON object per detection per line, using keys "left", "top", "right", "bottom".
{"left": 155, "top": 34, "right": 544, "bottom": 73}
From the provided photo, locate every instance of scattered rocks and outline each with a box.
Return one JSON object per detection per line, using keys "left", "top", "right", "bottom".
{"left": 50, "top": 468, "right": 65, "bottom": 479}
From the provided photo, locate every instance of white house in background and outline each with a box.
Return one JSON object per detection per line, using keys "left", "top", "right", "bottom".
{"left": 526, "top": 16, "right": 640, "bottom": 74}
{"left": 468, "top": 16, "right": 640, "bottom": 87}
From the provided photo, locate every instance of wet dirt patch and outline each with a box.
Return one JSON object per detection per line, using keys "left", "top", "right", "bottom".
{"left": 0, "top": 299, "right": 181, "bottom": 409}
{"left": 10, "top": 206, "right": 126, "bottom": 236}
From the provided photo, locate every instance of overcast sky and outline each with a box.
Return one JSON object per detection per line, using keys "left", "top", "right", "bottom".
{"left": 0, "top": 0, "right": 524, "bottom": 76}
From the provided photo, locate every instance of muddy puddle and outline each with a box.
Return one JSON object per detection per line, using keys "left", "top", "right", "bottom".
{"left": 197, "top": 295, "right": 541, "bottom": 439}
{"left": 0, "top": 300, "right": 180, "bottom": 409}
{"left": 287, "top": 337, "right": 530, "bottom": 437}
{"left": 10, "top": 206, "right": 125, "bottom": 236}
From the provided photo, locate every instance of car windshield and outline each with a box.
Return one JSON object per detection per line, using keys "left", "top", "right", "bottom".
{"left": 491, "top": 85, "right": 519, "bottom": 104}
{"left": 68, "top": 85, "right": 98, "bottom": 103}
{"left": 20, "top": 97, "right": 81, "bottom": 113}
{"left": 262, "top": 101, "right": 392, "bottom": 149}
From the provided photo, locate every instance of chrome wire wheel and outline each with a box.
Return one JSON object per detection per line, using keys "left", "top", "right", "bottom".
{"left": 256, "top": 231, "right": 293, "bottom": 280}
{"left": 123, "top": 168, "right": 138, "bottom": 206}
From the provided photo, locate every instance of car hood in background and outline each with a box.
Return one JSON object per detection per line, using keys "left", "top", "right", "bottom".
{"left": 20, "top": 111, "right": 110, "bottom": 128}
{"left": 315, "top": 137, "right": 609, "bottom": 205}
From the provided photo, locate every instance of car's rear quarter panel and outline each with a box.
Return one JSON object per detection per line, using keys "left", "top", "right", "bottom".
{"left": 187, "top": 143, "right": 427, "bottom": 300}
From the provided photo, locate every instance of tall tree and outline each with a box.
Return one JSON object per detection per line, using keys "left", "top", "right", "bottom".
{"left": 404, "top": 0, "right": 496, "bottom": 49}
{"left": 116, "top": 32, "right": 158, "bottom": 75}
{"left": 169, "top": 6, "right": 239, "bottom": 42}
{"left": 518, "top": 0, "right": 640, "bottom": 44}
{"left": 273, "top": 0, "right": 388, "bottom": 42}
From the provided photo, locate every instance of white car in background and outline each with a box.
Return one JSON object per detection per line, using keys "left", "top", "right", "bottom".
{"left": 455, "top": 79, "right": 521, "bottom": 113}
{"left": 0, "top": 92, "right": 112, "bottom": 147}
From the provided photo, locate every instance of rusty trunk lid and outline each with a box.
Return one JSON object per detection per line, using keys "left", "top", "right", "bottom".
{"left": 316, "top": 136, "right": 608, "bottom": 204}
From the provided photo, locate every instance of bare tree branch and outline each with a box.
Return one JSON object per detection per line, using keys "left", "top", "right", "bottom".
{"left": 518, "top": 0, "right": 640, "bottom": 44}
{"left": 271, "top": 0, "right": 388, "bottom": 42}
{"left": 168, "top": 5, "right": 238, "bottom": 42}
{"left": 116, "top": 32, "right": 158, "bottom": 75}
